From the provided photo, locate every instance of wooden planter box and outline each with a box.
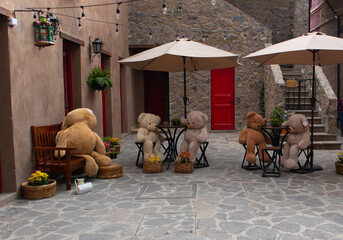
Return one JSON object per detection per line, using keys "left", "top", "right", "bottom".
{"left": 143, "top": 161, "right": 163, "bottom": 173}
{"left": 335, "top": 162, "right": 343, "bottom": 175}
{"left": 21, "top": 179, "right": 56, "bottom": 200}
{"left": 174, "top": 162, "right": 194, "bottom": 173}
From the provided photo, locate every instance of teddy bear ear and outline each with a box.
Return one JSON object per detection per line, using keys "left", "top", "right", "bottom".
{"left": 138, "top": 113, "right": 146, "bottom": 124}
{"left": 156, "top": 115, "right": 161, "bottom": 124}
{"left": 247, "top": 111, "right": 256, "bottom": 118}
{"left": 201, "top": 113, "right": 209, "bottom": 123}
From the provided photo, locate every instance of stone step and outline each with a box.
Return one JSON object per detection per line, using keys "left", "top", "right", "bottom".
{"left": 287, "top": 104, "right": 312, "bottom": 110}
{"left": 286, "top": 97, "right": 312, "bottom": 104}
{"left": 313, "top": 141, "right": 342, "bottom": 150}
{"left": 312, "top": 133, "right": 337, "bottom": 141}
{"left": 291, "top": 109, "right": 319, "bottom": 117}
{"left": 286, "top": 85, "right": 308, "bottom": 91}
{"left": 286, "top": 91, "right": 310, "bottom": 97}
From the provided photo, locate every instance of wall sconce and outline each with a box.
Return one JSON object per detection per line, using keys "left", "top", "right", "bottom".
{"left": 89, "top": 35, "right": 103, "bottom": 62}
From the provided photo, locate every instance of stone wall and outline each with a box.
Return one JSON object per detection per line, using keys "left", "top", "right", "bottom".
{"left": 264, "top": 64, "right": 286, "bottom": 119}
{"left": 128, "top": 0, "right": 309, "bottom": 130}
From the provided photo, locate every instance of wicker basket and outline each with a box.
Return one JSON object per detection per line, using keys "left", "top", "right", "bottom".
{"left": 143, "top": 161, "right": 163, "bottom": 173}
{"left": 21, "top": 179, "right": 56, "bottom": 200}
{"left": 174, "top": 162, "right": 194, "bottom": 173}
{"left": 335, "top": 162, "right": 343, "bottom": 175}
{"left": 97, "top": 163, "right": 124, "bottom": 179}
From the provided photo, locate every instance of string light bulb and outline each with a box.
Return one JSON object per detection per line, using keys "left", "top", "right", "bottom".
{"left": 33, "top": 11, "right": 36, "bottom": 20}
{"left": 211, "top": 0, "right": 216, "bottom": 6}
{"left": 78, "top": 17, "right": 82, "bottom": 30}
{"left": 81, "top": 6, "right": 85, "bottom": 22}
{"left": 149, "top": 27, "right": 152, "bottom": 39}
{"left": 223, "top": 31, "right": 227, "bottom": 40}
{"left": 115, "top": 23, "right": 119, "bottom": 37}
{"left": 116, "top": 2, "right": 121, "bottom": 19}
{"left": 162, "top": 1, "right": 167, "bottom": 15}
{"left": 46, "top": 7, "right": 50, "bottom": 19}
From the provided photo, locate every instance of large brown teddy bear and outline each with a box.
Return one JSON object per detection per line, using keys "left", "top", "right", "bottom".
{"left": 281, "top": 113, "right": 310, "bottom": 169}
{"left": 238, "top": 111, "right": 271, "bottom": 163}
{"left": 137, "top": 113, "right": 165, "bottom": 161}
{"left": 54, "top": 108, "right": 111, "bottom": 177}
{"left": 180, "top": 111, "right": 208, "bottom": 160}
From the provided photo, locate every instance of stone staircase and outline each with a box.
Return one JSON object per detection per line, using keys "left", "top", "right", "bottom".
{"left": 282, "top": 65, "right": 341, "bottom": 150}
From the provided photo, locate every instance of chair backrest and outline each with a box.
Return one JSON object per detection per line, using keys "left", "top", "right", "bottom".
{"left": 31, "top": 123, "right": 62, "bottom": 165}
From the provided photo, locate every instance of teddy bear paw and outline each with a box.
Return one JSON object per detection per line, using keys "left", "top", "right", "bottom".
{"left": 284, "top": 159, "right": 298, "bottom": 170}
{"left": 246, "top": 153, "right": 256, "bottom": 163}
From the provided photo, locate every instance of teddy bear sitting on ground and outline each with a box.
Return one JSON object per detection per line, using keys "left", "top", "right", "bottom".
{"left": 281, "top": 113, "right": 310, "bottom": 169}
{"left": 54, "top": 108, "right": 112, "bottom": 177}
{"left": 136, "top": 113, "right": 165, "bottom": 161}
{"left": 180, "top": 111, "right": 208, "bottom": 160}
{"left": 238, "top": 111, "right": 271, "bottom": 163}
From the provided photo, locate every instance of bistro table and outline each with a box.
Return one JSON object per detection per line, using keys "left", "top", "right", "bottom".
{"left": 158, "top": 124, "right": 186, "bottom": 169}
{"left": 260, "top": 126, "right": 289, "bottom": 177}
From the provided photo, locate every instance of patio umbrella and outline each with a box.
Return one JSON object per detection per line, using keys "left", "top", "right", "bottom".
{"left": 119, "top": 38, "right": 239, "bottom": 117}
{"left": 245, "top": 31, "right": 343, "bottom": 172}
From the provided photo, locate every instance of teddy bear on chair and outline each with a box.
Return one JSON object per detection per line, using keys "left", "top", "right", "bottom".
{"left": 281, "top": 113, "right": 310, "bottom": 169}
{"left": 180, "top": 111, "right": 208, "bottom": 160}
{"left": 54, "top": 108, "right": 112, "bottom": 177}
{"left": 136, "top": 113, "right": 165, "bottom": 161}
{"left": 238, "top": 111, "right": 271, "bottom": 164}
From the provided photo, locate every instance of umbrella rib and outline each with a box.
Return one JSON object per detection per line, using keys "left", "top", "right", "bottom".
{"left": 259, "top": 54, "right": 279, "bottom": 65}
{"left": 138, "top": 58, "right": 159, "bottom": 70}
{"left": 189, "top": 57, "right": 197, "bottom": 71}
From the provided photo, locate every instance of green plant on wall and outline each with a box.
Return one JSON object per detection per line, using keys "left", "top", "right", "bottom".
{"left": 86, "top": 66, "right": 112, "bottom": 92}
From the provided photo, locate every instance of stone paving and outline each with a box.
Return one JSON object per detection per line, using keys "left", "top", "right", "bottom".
{"left": 1, "top": 131, "right": 343, "bottom": 240}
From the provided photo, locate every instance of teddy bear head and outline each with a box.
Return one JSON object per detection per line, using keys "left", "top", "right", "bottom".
{"left": 184, "top": 111, "right": 208, "bottom": 129}
{"left": 61, "top": 108, "right": 97, "bottom": 131}
{"left": 138, "top": 113, "right": 161, "bottom": 131}
{"left": 282, "top": 113, "right": 309, "bottom": 134}
{"left": 246, "top": 111, "right": 267, "bottom": 131}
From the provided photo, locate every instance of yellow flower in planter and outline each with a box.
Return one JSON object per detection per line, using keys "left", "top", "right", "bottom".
{"left": 336, "top": 151, "right": 343, "bottom": 164}
{"left": 147, "top": 154, "right": 160, "bottom": 162}
{"left": 28, "top": 170, "right": 49, "bottom": 186}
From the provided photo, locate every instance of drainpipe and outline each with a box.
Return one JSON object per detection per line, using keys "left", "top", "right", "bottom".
{"left": 308, "top": 0, "right": 311, "bottom": 32}
{"left": 337, "top": 16, "right": 341, "bottom": 103}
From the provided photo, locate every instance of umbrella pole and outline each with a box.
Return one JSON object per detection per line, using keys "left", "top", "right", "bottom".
{"left": 310, "top": 50, "right": 323, "bottom": 172}
{"left": 183, "top": 56, "right": 187, "bottom": 118}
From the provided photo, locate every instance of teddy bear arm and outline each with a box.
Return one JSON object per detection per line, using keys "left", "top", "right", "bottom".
{"left": 136, "top": 128, "right": 147, "bottom": 143}
{"left": 238, "top": 129, "right": 247, "bottom": 144}
{"left": 54, "top": 130, "right": 68, "bottom": 158}
{"left": 80, "top": 154, "right": 99, "bottom": 177}
{"left": 298, "top": 132, "right": 311, "bottom": 149}
{"left": 94, "top": 132, "right": 106, "bottom": 155}
{"left": 196, "top": 128, "right": 208, "bottom": 143}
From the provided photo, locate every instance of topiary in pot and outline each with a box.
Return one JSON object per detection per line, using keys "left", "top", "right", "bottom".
{"left": 87, "top": 66, "right": 113, "bottom": 92}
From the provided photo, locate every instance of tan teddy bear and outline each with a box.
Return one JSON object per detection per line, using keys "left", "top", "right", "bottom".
{"left": 54, "top": 108, "right": 111, "bottom": 177}
{"left": 281, "top": 113, "right": 310, "bottom": 169}
{"left": 137, "top": 113, "right": 165, "bottom": 161}
{"left": 238, "top": 111, "right": 271, "bottom": 163}
{"left": 180, "top": 111, "right": 208, "bottom": 160}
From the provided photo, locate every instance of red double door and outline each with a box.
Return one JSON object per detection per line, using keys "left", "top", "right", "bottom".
{"left": 211, "top": 68, "right": 235, "bottom": 130}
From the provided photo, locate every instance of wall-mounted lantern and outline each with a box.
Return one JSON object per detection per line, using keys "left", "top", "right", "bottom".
{"left": 33, "top": 16, "right": 55, "bottom": 47}
{"left": 89, "top": 35, "right": 103, "bottom": 62}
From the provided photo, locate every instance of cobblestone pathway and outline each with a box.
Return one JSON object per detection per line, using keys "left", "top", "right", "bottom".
{"left": 1, "top": 132, "right": 343, "bottom": 240}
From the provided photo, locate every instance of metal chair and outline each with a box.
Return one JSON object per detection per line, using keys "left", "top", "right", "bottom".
{"left": 194, "top": 141, "right": 209, "bottom": 168}
{"left": 241, "top": 144, "right": 261, "bottom": 170}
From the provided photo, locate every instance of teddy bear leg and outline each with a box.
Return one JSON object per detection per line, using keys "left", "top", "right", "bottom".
{"left": 90, "top": 151, "right": 111, "bottom": 167}
{"left": 245, "top": 140, "right": 257, "bottom": 164}
{"left": 82, "top": 155, "right": 99, "bottom": 177}
{"left": 281, "top": 142, "right": 290, "bottom": 166}
{"left": 284, "top": 145, "right": 300, "bottom": 169}
{"left": 143, "top": 140, "right": 153, "bottom": 161}
{"left": 180, "top": 140, "right": 189, "bottom": 153}
{"left": 188, "top": 141, "right": 200, "bottom": 161}
{"left": 258, "top": 142, "right": 271, "bottom": 163}
{"left": 152, "top": 141, "right": 164, "bottom": 161}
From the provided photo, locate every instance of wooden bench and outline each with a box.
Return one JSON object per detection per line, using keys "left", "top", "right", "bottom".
{"left": 31, "top": 123, "right": 86, "bottom": 190}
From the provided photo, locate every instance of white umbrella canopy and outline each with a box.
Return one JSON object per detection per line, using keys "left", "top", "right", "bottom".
{"left": 245, "top": 32, "right": 343, "bottom": 66}
{"left": 119, "top": 38, "right": 239, "bottom": 71}
{"left": 119, "top": 38, "right": 239, "bottom": 117}
{"left": 245, "top": 31, "right": 343, "bottom": 173}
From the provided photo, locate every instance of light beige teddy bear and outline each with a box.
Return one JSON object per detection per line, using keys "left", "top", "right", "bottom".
{"left": 54, "top": 108, "right": 111, "bottom": 177}
{"left": 180, "top": 111, "right": 208, "bottom": 160}
{"left": 281, "top": 113, "right": 310, "bottom": 169}
{"left": 137, "top": 113, "right": 165, "bottom": 161}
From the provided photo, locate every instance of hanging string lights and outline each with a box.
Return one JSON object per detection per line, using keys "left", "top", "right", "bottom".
{"left": 211, "top": 0, "right": 216, "bottom": 6}
{"left": 162, "top": 1, "right": 167, "bottom": 15}
{"left": 116, "top": 2, "right": 121, "bottom": 19}
{"left": 80, "top": 6, "right": 85, "bottom": 22}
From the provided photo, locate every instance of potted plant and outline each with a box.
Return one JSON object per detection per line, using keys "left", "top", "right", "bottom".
{"left": 143, "top": 154, "right": 163, "bottom": 173}
{"left": 269, "top": 105, "right": 290, "bottom": 146}
{"left": 174, "top": 151, "right": 194, "bottom": 173}
{"left": 21, "top": 170, "right": 56, "bottom": 200}
{"left": 335, "top": 151, "right": 343, "bottom": 175}
{"left": 170, "top": 118, "right": 181, "bottom": 126}
{"left": 103, "top": 136, "right": 121, "bottom": 158}
{"left": 86, "top": 66, "right": 113, "bottom": 92}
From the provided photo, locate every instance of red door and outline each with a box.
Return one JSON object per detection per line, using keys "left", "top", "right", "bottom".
{"left": 63, "top": 42, "right": 74, "bottom": 115}
{"left": 211, "top": 68, "right": 235, "bottom": 130}
{"left": 144, "top": 71, "right": 169, "bottom": 122}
